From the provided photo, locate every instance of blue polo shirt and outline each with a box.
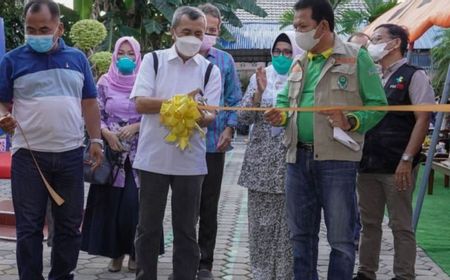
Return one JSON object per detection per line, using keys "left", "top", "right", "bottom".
{"left": 0, "top": 39, "right": 97, "bottom": 154}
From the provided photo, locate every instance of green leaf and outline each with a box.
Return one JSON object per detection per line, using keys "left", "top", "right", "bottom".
{"left": 279, "top": 9, "right": 294, "bottom": 30}
{"left": 236, "top": 0, "right": 267, "bottom": 18}
{"left": 73, "top": 0, "right": 93, "bottom": 20}
{"left": 153, "top": 0, "right": 176, "bottom": 21}
{"left": 220, "top": 25, "right": 235, "bottom": 42}
{"left": 337, "top": 9, "right": 367, "bottom": 35}
{"left": 124, "top": 0, "right": 134, "bottom": 10}
{"left": 119, "top": 25, "right": 141, "bottom": 37}
{"left": 223, "top": 11, "right": 242, "bottom": 27}
{"left": 144, "top": 19, "right": 164, "bottom": 34}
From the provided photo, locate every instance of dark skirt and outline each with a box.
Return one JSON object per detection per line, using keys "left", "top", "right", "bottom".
{"left": 81, "top": 158, "right": 140, "bottom": 258}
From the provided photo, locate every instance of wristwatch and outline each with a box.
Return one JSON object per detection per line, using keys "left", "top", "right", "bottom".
{"left": 401, "top": 153, "right": 414, "bottom": 162}
{"left": 90, "top": 138, "right": 104, "bottom": 149}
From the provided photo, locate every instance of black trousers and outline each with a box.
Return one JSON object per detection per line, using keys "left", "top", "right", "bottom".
{"left": 198, "top": 153, "right": 226, "bottom": 270}
{"left": 135, "top": 171, "right": 204, "bottom": 280}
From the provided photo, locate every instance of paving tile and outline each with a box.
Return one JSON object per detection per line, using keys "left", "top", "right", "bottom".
{"left": 0, "top": 141, "right": 449, "bottom": 279}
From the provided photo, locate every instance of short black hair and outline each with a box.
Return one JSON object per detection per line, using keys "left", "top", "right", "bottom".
{"left": 347, "top": 32, "right": 370, "bottom": 42}
{"left": 375, "top": 24, "right": 409, "bottom": 56}
{"left": 294, "top": 0, "right": 334, "bottom": 32}
{"left": 23, "top": 0, "right": 60, "bottom": 20}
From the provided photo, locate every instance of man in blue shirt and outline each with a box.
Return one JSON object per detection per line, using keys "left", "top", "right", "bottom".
{"left": 197, "top": 4, "right": 242, "bottom": 280}
{"left": 0, "top": 1, "right": 102, "bottom": 279}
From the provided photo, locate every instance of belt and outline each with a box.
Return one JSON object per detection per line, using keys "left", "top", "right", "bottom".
{"left": 297, "top": 142, "right": 314, "bottom": 151}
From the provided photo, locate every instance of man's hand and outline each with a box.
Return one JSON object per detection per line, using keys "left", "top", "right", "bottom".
{"left": 89, "top": 142, "right": 104, "bottom": 170}
{"left": 395, "top": 161, "right": 413, "bottom": 191}
{"left": 187, "top": 88, "right": 201, "bottom": 99}
{"left": 217, "top": 127, "right": 233, "bottom": 152}
{"left": 117, "top": 124, "right": 139, "bottom": 141}
{"left": 264, "top": 108, "right": 283, "bottom": 126}
{"left": 320, "top": 110, "right": 351, "bottom": 131}
{"left": 0, "top": 114, "right": 17, "bottom": 133}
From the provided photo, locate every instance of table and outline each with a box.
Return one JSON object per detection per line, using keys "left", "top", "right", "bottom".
{"left": 428, "top": 161, "right": 450, "bottom": 194}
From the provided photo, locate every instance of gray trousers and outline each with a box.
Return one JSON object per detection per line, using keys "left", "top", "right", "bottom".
{"left": 135, "top": 171, "right": 204, "bottom": 280}
{"left": 357, "top": 172, "right": 417, "bottom": 280}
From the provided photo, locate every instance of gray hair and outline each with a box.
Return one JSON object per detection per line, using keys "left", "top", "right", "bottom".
{"left": 199, "top": 3, "right": 222, "bottom": 23}
{"left": 171, "top": 6, "right": 206, "bottom": 29}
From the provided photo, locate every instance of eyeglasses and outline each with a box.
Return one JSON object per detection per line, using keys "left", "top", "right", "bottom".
{"left": 273, "top": 48, "right": 293, "bottom": 57}
{"left": 370, "top": 36, "right": 396, "bottom": 45}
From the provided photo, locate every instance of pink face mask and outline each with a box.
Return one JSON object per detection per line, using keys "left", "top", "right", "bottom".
{"left": 200, "top": 34, "right": 217, "bottom": 52}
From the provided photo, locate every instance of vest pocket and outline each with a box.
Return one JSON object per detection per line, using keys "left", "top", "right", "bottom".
{"left": 329, "top": 65, "right": 358, "bottom": 105}
{"left": 287, "top": 71, "right": 303, "bottom": 116}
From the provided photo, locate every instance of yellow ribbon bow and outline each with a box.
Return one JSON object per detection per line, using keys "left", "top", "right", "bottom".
{"left": 160, "top": 94, "right": 205, "bottom": 151}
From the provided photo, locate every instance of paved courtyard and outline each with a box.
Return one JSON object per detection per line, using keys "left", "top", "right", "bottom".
{"left": 0, "top": 139, "right": 449, "bottom": 279}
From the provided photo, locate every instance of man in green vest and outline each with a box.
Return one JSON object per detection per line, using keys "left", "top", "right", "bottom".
{"left": 265, "top": 0, "right": 387, "bottom": 279}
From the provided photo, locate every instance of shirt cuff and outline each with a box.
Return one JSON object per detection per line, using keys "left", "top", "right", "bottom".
{"left": 280, "top": 111, "right": 288, "bottom": 126}
{"left": 346, "top": 113, "right": 361, "bottom": 132}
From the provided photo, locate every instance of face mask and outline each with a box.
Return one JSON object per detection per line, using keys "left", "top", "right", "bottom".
{"left": 272, "top": 55, "right": 293, "bottom": 75}
{"left": 295, "top": 27, "right": 322, "bottom": 51}
{"left": 25, "top": 34, "right": 55, "bottom": 53}
{"left": 116, "top": 56, "right": 136, "bottom": 75}
{"left": 200, "top": 34, "right": 217, "bottom": 52}
{"left": 175, "top": 35, "right": 202, "bottom": 57}
{"left": 367, "top": 42, "right": 389, "bottom": 62}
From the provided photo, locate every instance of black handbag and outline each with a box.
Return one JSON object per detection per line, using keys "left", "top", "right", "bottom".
{"left": 83, "top": 142, "right": 121, "bottom": 185}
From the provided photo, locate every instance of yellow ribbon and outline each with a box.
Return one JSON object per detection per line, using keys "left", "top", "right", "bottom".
{"left": 160, "top": 95, "right": 205, "bottom": 151}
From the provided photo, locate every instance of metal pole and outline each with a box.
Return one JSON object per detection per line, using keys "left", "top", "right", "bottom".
{"left": 413, "top": 64, "right": 450, "bottom": 231}
{"left": 0, "top": 17, "right": 5, "bottom": 58}
{"left": 406, "top": 42, "right": 414, "bottom": 64}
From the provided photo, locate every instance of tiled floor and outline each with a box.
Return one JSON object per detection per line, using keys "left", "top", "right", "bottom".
{"left": 0, "top": 139, "right": 449, "bottom": 279}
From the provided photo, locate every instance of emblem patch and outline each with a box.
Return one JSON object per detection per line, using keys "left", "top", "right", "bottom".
{"left": 338, "top": 75, "right": 348, "bottom": 90}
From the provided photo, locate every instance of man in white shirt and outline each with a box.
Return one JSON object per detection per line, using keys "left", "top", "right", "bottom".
{"left": 130, "top": 6, "right": 221, "bottom": 280}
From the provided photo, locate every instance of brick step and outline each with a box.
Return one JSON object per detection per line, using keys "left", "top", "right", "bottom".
{"left": 0, "top": 224, "right": 48, "bottom": 241}
{"left": 0, "top": 200, "right": 48, "bottom": 241}
{"left": 0, "top": 200, "right": 15, "bottom": 226}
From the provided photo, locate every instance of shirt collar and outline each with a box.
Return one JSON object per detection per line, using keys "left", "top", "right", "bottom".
{"left": 206, "top": 47, "right": 217, "bottom": 59}
{"left": 383, "top": 58, "right": 407, "bottom": 77}
{"left": 168, "top": 45, "right": 202, "bottom": 65}
{"left": 308, "top": 48, "right": 333, "bottom": 61}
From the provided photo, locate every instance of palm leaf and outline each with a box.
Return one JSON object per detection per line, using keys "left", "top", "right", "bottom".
{"left": 236, "top": 0, "right": 267, "bottom": 18}
{"left": 431, "top": 29, "right": 450, "bottom": 94}
{"left": 279, "top": 9, "right": 294, "bottom": 30}
{"left": 337, "top": 9, "right": 368, "bottom": 34}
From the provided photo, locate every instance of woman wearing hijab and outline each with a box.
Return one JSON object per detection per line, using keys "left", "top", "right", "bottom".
{"left": 81, "top": 36, "right": 143, "bottom": 272}
{"left": 238, "top": 31, "right": 302, "bottom": 279}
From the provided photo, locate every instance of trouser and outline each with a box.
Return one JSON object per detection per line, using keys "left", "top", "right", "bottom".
{"left": 12, "top": 148, "right": 84, "bottom": 280}
{"left": 135, "top": 171, "right": 204, "bottom": 280}
{"left": 285, "top": 148, "right": 357, "bottom": 280}
{"left": 198, "top": 152, "right": 225, "bottom": 271}
{"left": 357, "top": 172, "right": 417, "bottom": 280}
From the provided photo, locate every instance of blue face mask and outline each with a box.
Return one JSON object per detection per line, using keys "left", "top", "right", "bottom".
{"left": 25, "top": 34, "right": 55, "bottom": 53}
{"left": 116, "top": 56, "right": 136, "bottom": 75}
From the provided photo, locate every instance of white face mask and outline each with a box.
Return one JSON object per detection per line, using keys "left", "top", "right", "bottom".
{"left": 295, "top": 28, "right": 321, "bottom": 51}
{"left": 367, "top": 42, "right": 389, "bottom": 62}
{"left": 175, "top": 35, "right": 202, "bottom": 57}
